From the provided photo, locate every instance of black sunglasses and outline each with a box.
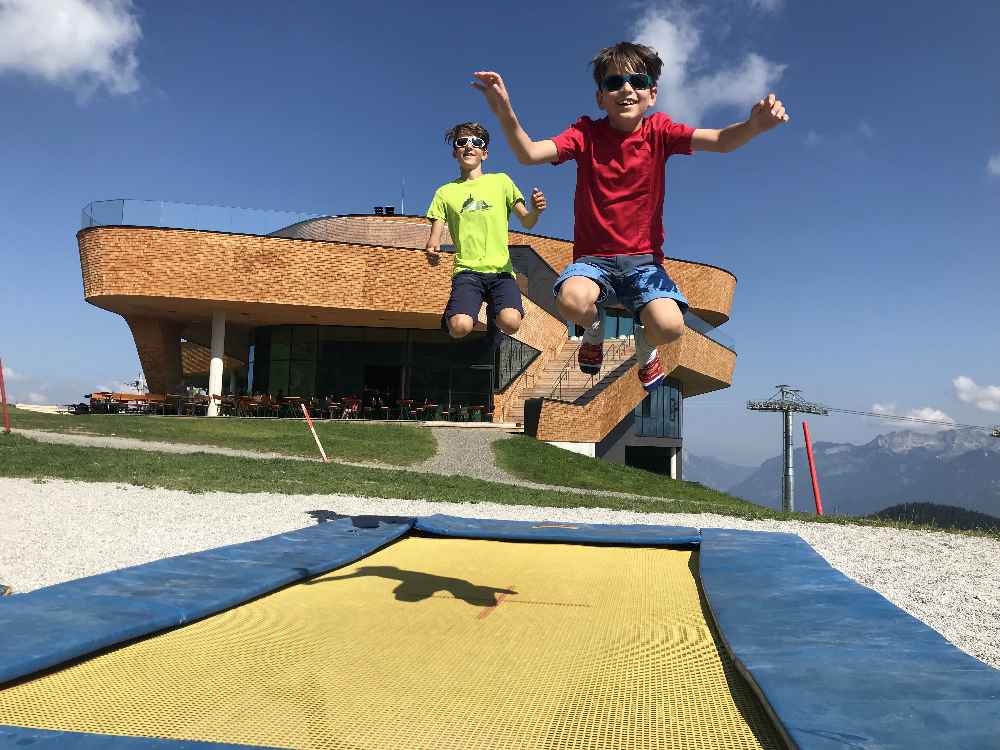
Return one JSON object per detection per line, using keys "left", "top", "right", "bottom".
{"left": 454, "top": 136, "right": 487, "bottom": 149}
{"left": 601, "top": 73, "right": 654, "bottom": 92}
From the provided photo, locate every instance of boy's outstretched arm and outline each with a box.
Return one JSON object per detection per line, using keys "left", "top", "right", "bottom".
{"left": 513, "top": 187, "right": 547, "bottom": 230}
{"left": 472, "top": 72, "right": 558, "bottom": 165}
{"left": 691, "top": 93, "right": 790, "bottom": 153}
{"left": 425, "top": 218, "right": 446, "bottom": 265}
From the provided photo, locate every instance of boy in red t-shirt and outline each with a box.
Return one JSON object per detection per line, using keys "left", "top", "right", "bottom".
{"left": 472, "top": 42, "right": 789, "bottom": 391}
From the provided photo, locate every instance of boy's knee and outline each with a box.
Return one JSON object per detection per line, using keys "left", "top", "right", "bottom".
{"left": 496, "top": 309, "right": 522, "bottom": 335}
{"left": 641, "top": 300, "right": 684, "bottom": 344}
{"left": 447, "top": 315, "right": 474, "bottom": 338}
{"left": 556, "top": 290, "right": 592, "bottom": 320}
{"left": 556, "top": 277, "right": 600, "bottom": 319}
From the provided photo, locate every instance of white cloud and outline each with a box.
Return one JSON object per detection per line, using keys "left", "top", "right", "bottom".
{"left": 954, "top": 376, "right": 1000, "bottom": 413}
{"left": 25, "top": 391, "right": 49, "bottom": 404}
{"left": 2, "top": 365, "right": 23, "bottom": 381}
{"left": 872, "top": 402, "right": 955, "bottom": 431}
{"left": 633, "top": 6, "right": 787, "bottom": 124}
{"left": 0, "top": 0, "right": 141, "bottom": 97}
{"left": 988, "top": 154, "right": 1000, "bottom": 177}
{"left": 858, "top": 120, "right": 874, "bottom": 139}
{"left": 804, "top": 130, "right": 823, "bottom": 147}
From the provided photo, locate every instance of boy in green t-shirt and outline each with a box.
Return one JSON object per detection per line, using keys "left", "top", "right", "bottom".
{"left": 426, "top": 121, "right": 546, "bottom": 341}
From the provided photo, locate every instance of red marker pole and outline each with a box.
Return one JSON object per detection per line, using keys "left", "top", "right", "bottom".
{"left": 300, "top": 403, "right": 329, "bottom": 463}
{"left": 0, "top": 358, "right": 10, "bottom": 434}
{"left": 802, "top": 420, "right": 824, "bottom": 515}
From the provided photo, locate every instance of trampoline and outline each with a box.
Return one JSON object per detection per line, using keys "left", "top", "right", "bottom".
{"left": 1, "top": 515, "right": 999, "bottom": 749}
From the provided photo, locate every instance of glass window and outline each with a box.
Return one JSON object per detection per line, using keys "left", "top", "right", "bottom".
{"left": 618, "top": 314, "right": 634, "bottom": 338}
{"left": 291, "top": 326, "right": 317, "bottom": 360}
{"left": 270, "top": 327, "right": 291, "bottom": 361}
{"left": 634, "top": 381, "right": 683, "bottom": 438}
{"left": 288, "top": 359, "right": 316, "bottom": 397}
{"left": 269, "top": 360, "right": 289, "bottom": 398}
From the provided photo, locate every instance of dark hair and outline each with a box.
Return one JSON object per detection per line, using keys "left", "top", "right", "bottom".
{"left": 590, "top": 42, "right": 663, "bottom": 88}
{"left": 444, "top": 121, "right": 489, "bottom": 148}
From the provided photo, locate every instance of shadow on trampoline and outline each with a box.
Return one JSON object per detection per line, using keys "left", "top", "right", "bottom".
{"left": 306, "top": 510, "right": 413, "bottom": 528}
{"left": 305, "top": 564, "right": 518, "bottom": 607}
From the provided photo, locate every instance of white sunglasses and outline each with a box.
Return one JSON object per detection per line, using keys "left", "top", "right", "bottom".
{"left": 454, "top": 136, "right": 487, "bottom": 149}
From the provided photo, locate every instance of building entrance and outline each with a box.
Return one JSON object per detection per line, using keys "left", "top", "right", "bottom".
{"left": 625, "top": 446, "right": 671, "bottom": 475}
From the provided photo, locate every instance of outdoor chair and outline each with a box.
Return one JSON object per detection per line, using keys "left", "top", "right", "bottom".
{"left": 145, "top": 394, "right": 168, "bottom": 415}
{"left": 235, "top": 396, "right": 253, "bottom": 417}
{"left": 340, "top": 398, "right": 361, "bottom": 420}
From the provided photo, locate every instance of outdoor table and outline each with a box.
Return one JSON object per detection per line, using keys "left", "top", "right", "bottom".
{"left": 279, "top": 397, "right": 302, "bottom": 417}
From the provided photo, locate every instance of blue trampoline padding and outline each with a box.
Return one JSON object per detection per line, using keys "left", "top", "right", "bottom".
{"left": 700, "top": 528, "right": 1000, "bottom": 750}
{"left": 0, "top": 518, "right": 412, "bottom": 686}
{"left": 0, "top": 725, "right": 281, "bottom": 749}
{"left": 415, "top": 513, "right": 701, "bottom": 546}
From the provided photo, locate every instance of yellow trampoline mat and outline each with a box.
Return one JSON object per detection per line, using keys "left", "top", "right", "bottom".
{"left": 0, "top": 537, "right": 783, "bottom": 750}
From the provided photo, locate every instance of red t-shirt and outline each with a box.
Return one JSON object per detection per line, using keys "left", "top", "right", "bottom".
{"left": 551, "top": 112, "right": 694, "bottom": 262}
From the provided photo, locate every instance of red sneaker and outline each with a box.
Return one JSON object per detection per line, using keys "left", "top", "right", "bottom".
{"left": 638, "top": 354, "right": 665, "bottom": 391}
{"left": 578, "top": 341, "right": 603, "bottom": 374}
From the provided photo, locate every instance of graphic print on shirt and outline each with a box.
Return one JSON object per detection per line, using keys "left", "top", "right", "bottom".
{"left": 461, "top": 194, "right": 493, "bottom": 213}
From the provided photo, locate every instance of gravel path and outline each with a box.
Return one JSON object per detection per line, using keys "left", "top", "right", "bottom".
{"left": 2, "top": 477, "right": 998, "bottom": 670}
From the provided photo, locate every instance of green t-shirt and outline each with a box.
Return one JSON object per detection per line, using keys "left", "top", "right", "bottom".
{"left": 426, "top": 172, "right": 524, "bottom": 275}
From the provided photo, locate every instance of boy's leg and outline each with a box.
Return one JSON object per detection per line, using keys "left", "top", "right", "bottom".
{"left": 487, "top": 274, "right": 525, "bottom": 336}
{"left": 621, "top": 263, "right": 688, "bottom": 391}
{"left": 443, "top": 272, "right": 488, "bottom": 339}
{"left": 553, "top": 262, "right": 611, "bottom": 374}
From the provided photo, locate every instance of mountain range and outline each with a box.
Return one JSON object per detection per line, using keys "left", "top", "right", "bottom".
{"left": 685, "top": 429, "right": 1000, "bottom": 519}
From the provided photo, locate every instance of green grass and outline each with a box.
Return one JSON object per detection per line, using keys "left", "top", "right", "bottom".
{"left": 0, "top": 432, "right": 749, "bottom": 515}
{"left": 3, "top": 417, "right": 997, "bottom": 539}
{"left": 494, "top": 435, "right": 758, "bottom": 509}
{"left": 492, "top": 434, "right": 1000, "bottom": 539}
{"left": 4, "top": 409, "right": 434, "bottom": 466}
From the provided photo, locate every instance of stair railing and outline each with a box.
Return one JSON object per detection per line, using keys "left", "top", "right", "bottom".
{"left": 546, "top": 335, "right": 634, "bottom": 401}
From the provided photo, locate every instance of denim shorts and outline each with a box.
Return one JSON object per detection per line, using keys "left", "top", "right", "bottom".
{"left": 444, "top": 271, "right": 524, "bottom": 324}
{"left": 552, "top": 254, "right": 689, "bottom": 322}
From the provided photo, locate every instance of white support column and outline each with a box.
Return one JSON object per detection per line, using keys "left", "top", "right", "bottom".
{"left": 669, "top": 447, "right": 679, "bottom": 479}
{"left": 207, "top": 311, "right": 226, "bottom": 417}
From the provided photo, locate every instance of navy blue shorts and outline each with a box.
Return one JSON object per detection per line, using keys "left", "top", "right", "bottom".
{"left": 443, "top": 271, "right": 524, "bottom": 325}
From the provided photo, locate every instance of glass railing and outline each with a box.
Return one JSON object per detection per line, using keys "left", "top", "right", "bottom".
{"left": 81, "top": 199, "right": 324, "bottom": 236}
{"left": 684, "top": 310, "right": 736, "bottom": 353}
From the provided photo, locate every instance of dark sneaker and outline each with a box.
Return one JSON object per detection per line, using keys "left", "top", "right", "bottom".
{"left": 638, "top": 354, "right": 666, "bottom": 391}
{"left": 578, "top": 341, "right": 603, "bottom": 374}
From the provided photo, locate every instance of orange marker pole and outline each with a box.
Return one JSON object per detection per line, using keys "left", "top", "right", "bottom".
{"left": 300, "top": 403, "right": 329, "bottom": 463}
{"left": 802, "top": 420, "right": 824, "bottom": 516}
{"left": 0, "top": 358, "right": 10, "bottom": 434}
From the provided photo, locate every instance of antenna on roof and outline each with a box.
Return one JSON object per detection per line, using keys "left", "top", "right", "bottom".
{"left": 401, "top": 177, "right": 406, "bottom": 215}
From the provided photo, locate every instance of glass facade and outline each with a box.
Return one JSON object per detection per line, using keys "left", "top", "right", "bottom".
{"left": 569, "top": 309, "right": 735, "bottom": 353}
{"left": 634, "top": 380, "right": 683, "bottom": 439}
{"left": 250, "top": 325, "right": 537, "bottom": 412}
{"left": 496, "top": 335, "right": 540, "bottom": 390}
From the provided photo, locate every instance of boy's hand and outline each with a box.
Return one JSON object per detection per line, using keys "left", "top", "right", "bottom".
{"left": 530, "top": 187, "right": 547, "bottom": 214}
{"left": 749, "top": 93, "right": 789, "bottom": 133}
{"left": 471, "top": 71, "right": 513, "bottom": 115}
{"left": 424, "top": 245, "right": 441, "bottom": 266}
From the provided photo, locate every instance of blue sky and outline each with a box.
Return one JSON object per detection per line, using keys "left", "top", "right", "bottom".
{"left": 1, "top": 0, "right": 998, "bottom": 465}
